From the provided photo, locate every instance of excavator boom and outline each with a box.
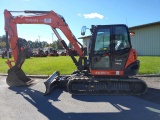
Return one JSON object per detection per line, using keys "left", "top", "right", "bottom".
{"left": 4, "top": 9, "right": 85, "bottom": 88}
{"left": 4, "top": 9, "right": 84, "bottom": 64}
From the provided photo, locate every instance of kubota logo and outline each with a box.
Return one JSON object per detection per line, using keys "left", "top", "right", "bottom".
{"left": 25, "top": 18, "right": 38, "bottom": 22}
{"left": 95, "top": 71, "right": 109, "bottom": 75}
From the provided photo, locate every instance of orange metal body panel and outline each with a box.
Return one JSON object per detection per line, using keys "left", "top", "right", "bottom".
{"left": 90, "top": 49, "right": 137, "bottom": 76}
{"left": 4, "top": 9, "right": 84, "bottom": 68}
{"left": 91, "top": 70, "right": 124, "bottom": 76}
{"left": 124, "top": 49, "right": 137, "bottom": 69}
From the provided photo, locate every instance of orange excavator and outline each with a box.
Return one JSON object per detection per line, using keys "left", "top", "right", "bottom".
{"left": 4, "top": 9, "right": 147, "bottom": 95}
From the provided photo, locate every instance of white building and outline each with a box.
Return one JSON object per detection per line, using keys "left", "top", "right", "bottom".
{"left": 129, "top": 21, "right": 160, "bottom": 56}
{"left": 79, "top": 21, "right": 160, "bottom": 56}
{"left": 78, "top": 35, "right": 91, "bottom": 55}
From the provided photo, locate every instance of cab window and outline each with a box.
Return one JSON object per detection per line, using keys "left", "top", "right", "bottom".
{"left": 94, "top": 28, "right": 110, "bottom": 54}
{"left": 114, "top": 26, "right": 131, "bottom": 51}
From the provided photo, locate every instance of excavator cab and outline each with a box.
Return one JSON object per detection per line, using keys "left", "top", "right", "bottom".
{"left": 89, "top": 25, "right": 134, "bottom": 75}
{"left": 81, "top": 24, "right": 138, "bottom": 76}
{"left": 66, "top": 24, "right": 147, "bottom": 95}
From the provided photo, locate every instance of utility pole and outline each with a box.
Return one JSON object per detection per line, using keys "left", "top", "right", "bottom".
{"left": 126, "top": 17, "right": 128, "bottom": 26}
{"left": 38, "top": 36, "right": 40, "bottom": 42}
{"left": 51, "top": 33, "right": 54, "bottom": 43}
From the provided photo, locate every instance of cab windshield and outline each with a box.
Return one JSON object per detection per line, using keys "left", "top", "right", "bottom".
{"left": 94, "top": 28, "right": 110, "bottom": 54}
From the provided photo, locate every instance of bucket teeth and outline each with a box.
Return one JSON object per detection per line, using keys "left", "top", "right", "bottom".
{"left": 26, "top": 79, "right": 35, "bottom": 85}
{"left": 6, "top": 68, "right": 32, "bottom": 87}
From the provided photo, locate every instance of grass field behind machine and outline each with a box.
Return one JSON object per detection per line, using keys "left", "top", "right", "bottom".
{"left": 0, "top": 56, "right": 159, "bottom": 75}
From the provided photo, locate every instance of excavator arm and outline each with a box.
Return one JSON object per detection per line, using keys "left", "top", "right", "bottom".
{"left": 4, "top": 9, "right": 86, "bottom": 88}
{"left": 4, "top": 9, "right": 84, "bottom": 68}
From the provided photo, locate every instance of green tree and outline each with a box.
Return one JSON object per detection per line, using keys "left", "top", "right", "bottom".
{"left": 51, "top": 40, "right": 63, "bottom": 50}
{"left": 44, "top": 43, "right": 50, "bottom": 47}
{"left": 0, "top": 35, "right": 6, "bottom": 42}
{"left": 0, "top": 41, "right": 6, "bottom": 48}
{"left": 56, "top": 40, "right": 63, "bottom": 50}
{"left": 0, "top": 35, "right": 7, "bottom": 48}
{"left": 52, "top": 41, "right": 58, "bottom": 49}
{"left": 27, "top": 40, "right": 33, "bottom": 48}
{"left": 0, "top": 35, "right": 52, "bottom": 49}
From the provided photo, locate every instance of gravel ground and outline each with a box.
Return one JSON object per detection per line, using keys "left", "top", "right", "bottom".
{"left": 138, "top": 77, "right": 160, "bottom": 89}
{"left": 0, "top": 76, "right": 160, "bottom": 120}
{"left": 136, "top": 77, "right": 160, "bottom": 104}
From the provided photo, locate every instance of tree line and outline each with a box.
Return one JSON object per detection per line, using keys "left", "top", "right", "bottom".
{"left": 0, "top": 35, "right": 72, "bottom": 50}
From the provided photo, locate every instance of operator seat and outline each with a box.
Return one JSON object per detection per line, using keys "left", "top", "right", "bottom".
{"left": 115, "top": 35, "right": 126, "bottom": 50}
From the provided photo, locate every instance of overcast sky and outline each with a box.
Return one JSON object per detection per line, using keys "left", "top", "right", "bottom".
{"left": 0, "top": 0, "right": 160, "bottom": 44}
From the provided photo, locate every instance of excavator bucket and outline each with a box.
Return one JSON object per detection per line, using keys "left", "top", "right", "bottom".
{"left": 6, "top": 67, "right": 33, "bottom": 86}
{"left": 6, "top": 47, "right": 34, "bottom": 87}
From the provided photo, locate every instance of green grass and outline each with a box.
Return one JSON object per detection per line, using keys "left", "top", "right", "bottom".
{"left": 23, "top": 56, "right": 77, "bottom": 75}
{"left": 0, "top": 56, "right": 160, "bottom": 75}
{"left": 0, "top": 58, "right": 8, "bottom": 74}
{"left": 0, "top": 56, "right": 77, "bottom": 75}
{"left": 138, "top": 56, "right": 160, "bottom": 75}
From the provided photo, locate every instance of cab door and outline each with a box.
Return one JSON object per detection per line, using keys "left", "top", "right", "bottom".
{"left": 111, "top": 25, "right": 131, "bottom": 71}
{"left": 90, "top": 26, "right": 112, "bottom": 70}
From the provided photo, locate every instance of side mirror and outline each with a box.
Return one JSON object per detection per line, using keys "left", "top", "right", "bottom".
{"left": 81, "top": 26, "right": 86, "bottom": 35}
{"left": 130, "top": 31, "right": 135, "bottom": 36}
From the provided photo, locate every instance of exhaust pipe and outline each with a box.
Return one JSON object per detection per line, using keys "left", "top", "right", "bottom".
{"left": 44, "top": 71, "right": 60, "bottom": 95}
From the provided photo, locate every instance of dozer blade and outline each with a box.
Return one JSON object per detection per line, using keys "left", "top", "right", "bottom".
{"left": 6, "top": 67, "right": 33, "bottom": 87}
{"left": 44, "top": 71, "right": 69, "bottom": 95}
{"left": 44, "top": 71, "right": 60, "bottom": 95}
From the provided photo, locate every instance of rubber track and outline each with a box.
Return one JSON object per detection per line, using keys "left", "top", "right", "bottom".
{"left": 67, "top": 76, "right": 147, "bottom": 95}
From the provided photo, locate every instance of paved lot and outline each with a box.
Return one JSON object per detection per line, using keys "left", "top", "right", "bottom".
{"left": 0, "top": 76, "right": 160, "bottom": 120}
